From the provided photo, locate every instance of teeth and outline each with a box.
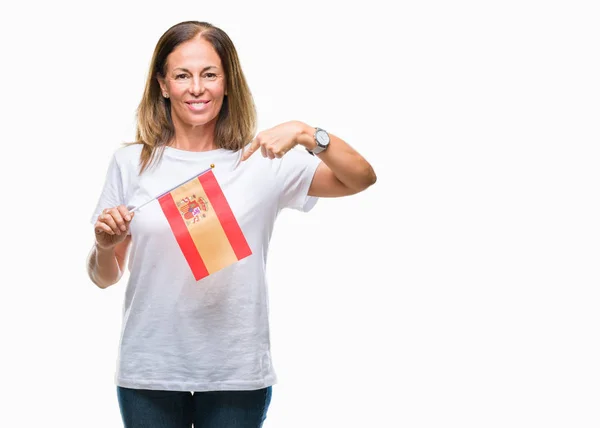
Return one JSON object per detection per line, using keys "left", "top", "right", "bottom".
{"left": 190, "top": 102, "right": 206, "bottom": 105}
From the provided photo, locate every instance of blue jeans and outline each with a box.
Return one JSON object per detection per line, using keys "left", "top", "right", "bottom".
{"left": 116, "top": 386, "right": 272, "bottom": 428}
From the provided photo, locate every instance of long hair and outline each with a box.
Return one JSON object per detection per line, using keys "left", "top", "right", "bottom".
{"left": 133, "top": 21, "right": 256, "bottom": 174}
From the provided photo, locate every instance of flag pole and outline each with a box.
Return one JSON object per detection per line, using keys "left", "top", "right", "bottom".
{"left": 129, "top": 164, "right": 215, "bottom": 213}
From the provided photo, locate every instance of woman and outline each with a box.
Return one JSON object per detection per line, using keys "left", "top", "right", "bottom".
{"left": 88, "top": 20, "right": 376, "bottom": 428}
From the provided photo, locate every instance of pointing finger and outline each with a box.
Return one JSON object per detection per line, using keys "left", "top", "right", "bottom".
{"left": 241, "top": 137, "right": 260, "bottom": 161}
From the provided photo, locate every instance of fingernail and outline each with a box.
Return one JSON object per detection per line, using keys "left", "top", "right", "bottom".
{"left": 121, "top": 226, "right": 126, "bottom": 231}
{"left": 125, "top": 215, "right": 131, "bottom": 221}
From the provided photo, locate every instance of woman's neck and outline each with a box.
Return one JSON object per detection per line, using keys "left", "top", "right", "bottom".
{"left": 170, "top": 120, "right": 218, "bottom": 152}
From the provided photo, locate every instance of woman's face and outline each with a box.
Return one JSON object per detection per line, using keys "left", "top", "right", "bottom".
{"left": 159, "top": 37, "right": 227, "bottom": 130}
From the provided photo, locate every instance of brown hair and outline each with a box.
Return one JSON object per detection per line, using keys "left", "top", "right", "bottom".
{"left": 132, "top": 21, "right": 256, "bottom": 173}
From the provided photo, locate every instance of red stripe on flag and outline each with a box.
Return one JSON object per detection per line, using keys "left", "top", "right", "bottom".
{"left": 199, "top": 170, "right": 252, "bottom": 260}
{"left": 158, "top": 193, "right": 210, "bottom": 280}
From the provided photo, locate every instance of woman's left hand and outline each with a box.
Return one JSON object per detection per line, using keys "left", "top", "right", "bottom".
{"left": 241, "top": 120, "right": 307, "bottom": 161}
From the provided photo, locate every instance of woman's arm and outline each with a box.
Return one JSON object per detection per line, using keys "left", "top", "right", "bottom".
{"left": 295, "top": 123, "right": 377, "bottom": 197}
{"left": 242, "top": 120, "right": 377, "bottom": 197}
{"left": 87, "top": 237, "right": 131, "bottom": 289}
{"left": 87, "top": 205, "right": 134, "bottom": 289}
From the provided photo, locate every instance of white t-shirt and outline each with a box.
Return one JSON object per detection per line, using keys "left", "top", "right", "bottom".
{"left": 90, "top": 143, "right": 320, "bottom": 392}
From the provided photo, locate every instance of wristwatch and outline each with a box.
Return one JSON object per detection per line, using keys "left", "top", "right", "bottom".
{"left": 307, "top": 127, "right": 330, "bottom": 155}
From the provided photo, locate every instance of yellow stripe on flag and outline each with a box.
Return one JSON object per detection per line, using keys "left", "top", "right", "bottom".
{"left": 170, "top": 178, "right": 238, "bottom": 274}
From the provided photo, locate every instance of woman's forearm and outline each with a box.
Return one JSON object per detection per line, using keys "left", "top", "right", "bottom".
{"left": 296, "top": 122, "right": 377, "bottom": 192}
{"left": 87, "top": 244, "right": 123, "bottom": 289}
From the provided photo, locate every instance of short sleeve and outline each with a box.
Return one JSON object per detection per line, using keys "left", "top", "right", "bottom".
{"left": 275, "top": 147, "right": 321, "bottom": 212}
{"left": 90, "top": 153, "right": 126, "bottom": 225}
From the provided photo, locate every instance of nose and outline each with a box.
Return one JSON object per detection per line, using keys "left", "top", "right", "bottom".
{"left": 190, "top": 76, "right": 204, "bottom": 96}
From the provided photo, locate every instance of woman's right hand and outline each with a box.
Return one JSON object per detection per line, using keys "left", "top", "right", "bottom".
{"left": 94, "top": 205, "right": 135, "bottom": 250}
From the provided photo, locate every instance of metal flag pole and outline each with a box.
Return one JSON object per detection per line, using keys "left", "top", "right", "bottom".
{"left": 129, "top": 164, "right": 215, "bottom": 213}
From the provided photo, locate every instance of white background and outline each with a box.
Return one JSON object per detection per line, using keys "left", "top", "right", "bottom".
{"left": 0, "top": 0, "right": 598, "bottom": 427}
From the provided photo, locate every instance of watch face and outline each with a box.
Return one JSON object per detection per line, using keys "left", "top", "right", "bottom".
{"left": 316, "top": 130, "right": 329, "bottom": 146}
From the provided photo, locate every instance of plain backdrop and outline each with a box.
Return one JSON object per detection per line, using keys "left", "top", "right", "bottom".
{"left": 0, "top": 0, "right": 599, "bottom": 427}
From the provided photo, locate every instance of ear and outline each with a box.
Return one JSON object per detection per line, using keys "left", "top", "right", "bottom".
{"left": 157, "top": 74, "right": 167, "bottom": 95}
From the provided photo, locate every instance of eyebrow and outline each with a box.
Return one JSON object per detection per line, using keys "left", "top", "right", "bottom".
{"left": 172, "top": 66, "right": 219, "bottom": 73}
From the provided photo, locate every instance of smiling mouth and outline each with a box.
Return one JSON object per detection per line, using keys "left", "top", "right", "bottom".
{"left": 186, "top": 101, "right": 211, "bottom": 111}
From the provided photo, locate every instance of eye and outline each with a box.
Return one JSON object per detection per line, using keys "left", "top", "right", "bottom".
{"left": 204, "top": 73, "right": 218, "bottom": 80}
{"left": 175, "top": 73, "right": 189, "bottom": 80}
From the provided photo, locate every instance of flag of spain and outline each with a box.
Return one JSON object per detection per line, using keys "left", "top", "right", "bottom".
{"left": 158, "top": 169, "right": 252, "bottom": 280}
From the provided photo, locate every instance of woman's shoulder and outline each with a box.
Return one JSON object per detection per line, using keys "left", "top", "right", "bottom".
{"left": 109, "top": 142, "right": 144, "bottom": 169}
{"left": 114, "top": 142, "right": 144, "bottom": 160}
